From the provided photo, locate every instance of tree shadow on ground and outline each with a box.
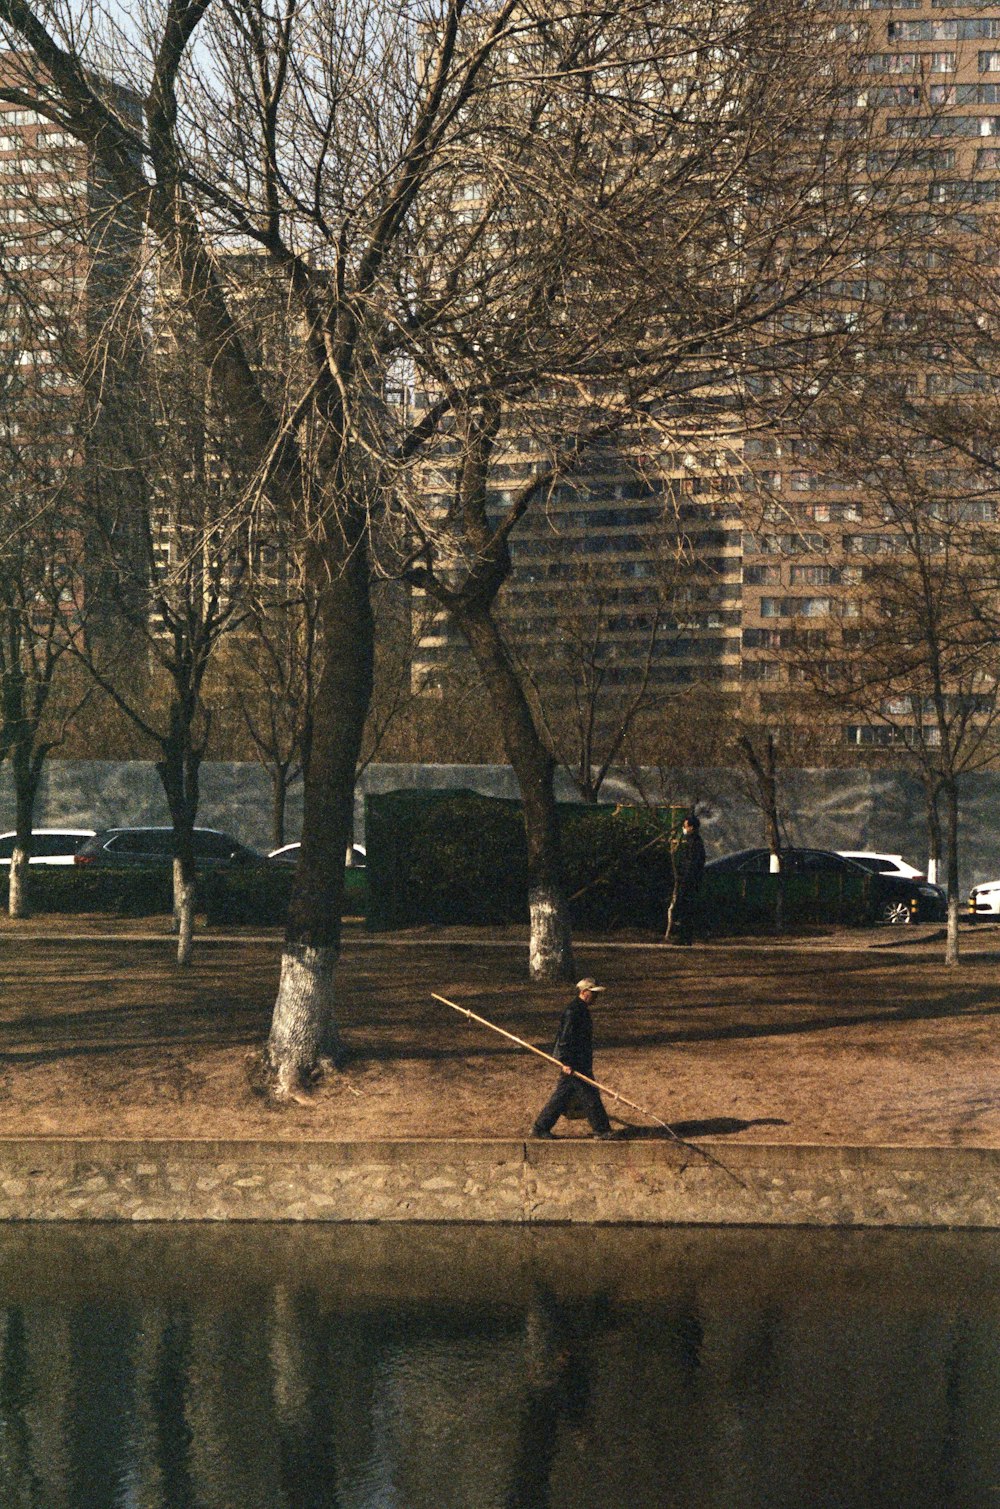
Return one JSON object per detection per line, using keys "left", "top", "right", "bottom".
{"left": 342, "top": 982, "right": 1000, "bottom": 1065}
{"left": 0, "top": 1001, "right": 265, "bottom": 1066}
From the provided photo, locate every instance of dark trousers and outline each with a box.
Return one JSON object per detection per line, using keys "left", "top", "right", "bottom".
{"left": 533, "top": 1073, "right": 611, "bottom": 1135}
{"left": 671, "top": 887, "right": 700, "bottom": 944}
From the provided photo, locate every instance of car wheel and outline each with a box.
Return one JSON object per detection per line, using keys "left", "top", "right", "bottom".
{"left": 879, "top": 898, "right": 912, "bottom": 926}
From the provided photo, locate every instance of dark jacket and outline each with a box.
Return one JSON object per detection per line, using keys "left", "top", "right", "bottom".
{"left": 675, "top": 830, "right": 706, "bottom": 896}
{"left": 552, "top": 994, "right": 594, "bottom": 1076}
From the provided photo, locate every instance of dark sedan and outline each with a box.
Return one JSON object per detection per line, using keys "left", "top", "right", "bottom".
{"left": 705, "top": 847, "right": 947, "bottom": 925}
{"left": 74, "top": 827, "right": 262, "bottom": 868}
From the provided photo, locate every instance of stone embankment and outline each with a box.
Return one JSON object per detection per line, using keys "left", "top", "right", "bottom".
{"left": 0, "top": 1138, "right": 996, "bottom": 1228}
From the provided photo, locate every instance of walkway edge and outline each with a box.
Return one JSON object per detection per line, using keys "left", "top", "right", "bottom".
{"left": 0, "top": 1139, "right": 995, "bottom": 1227}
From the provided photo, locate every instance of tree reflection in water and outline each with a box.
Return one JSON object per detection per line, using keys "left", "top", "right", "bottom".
{"left": 0, "top": 1224, "right": 994, "bottom": 1507}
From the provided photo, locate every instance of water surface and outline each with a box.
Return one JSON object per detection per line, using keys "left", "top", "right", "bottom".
{"left": 0, "top": 1223, "right": 996, "bottom": 1508}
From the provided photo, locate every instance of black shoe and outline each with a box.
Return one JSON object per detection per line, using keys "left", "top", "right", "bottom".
{"left": 595, "top": 1131, "right": 616, "bottom": 1140}
{"left": 531, "top": 1127, "right": 553, "bottom": 1139}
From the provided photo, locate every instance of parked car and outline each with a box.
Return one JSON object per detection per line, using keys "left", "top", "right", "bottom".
{"left": 267, "top": 841, "right": 368, "bottom": 912}
{"left": 968, "top": 880, "right": 1000, "bottom": 919}
{"left": 74, "top": 827, "right": 261, "bottom": 868}
{"left": 837, "top": 851, "right": 925, "bottom": 881}
{"left": 0, "top": 829, "right": 95, "bottom": 865}
{"left": 267, "top": 842, "right": 367, "bottom": 868}
{"left": 705, "top": 847, "right": 946, "bottom": 924}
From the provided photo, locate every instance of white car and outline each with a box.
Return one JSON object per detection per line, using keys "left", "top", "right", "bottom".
{"left": 837, "top": 851, "right": 926, "bottom": 881}
{"left": 968, "top": 880, "right": 1000, "bottom": 919}
{"left": 268, "top": 842, "right": 366, "bottom": 867}
{"left": 0, "top": 828, "right": 95, "bottom": 864}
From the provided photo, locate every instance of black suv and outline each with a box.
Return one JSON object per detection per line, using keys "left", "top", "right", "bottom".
{"left": 704, "top": 847, "right": 946, "bottom": 925}
{"left": 74, "top": 827, "right": 261, "bottom": 868}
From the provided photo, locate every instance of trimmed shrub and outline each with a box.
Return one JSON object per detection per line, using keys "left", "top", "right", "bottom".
{"left": 364, "top": 790, "right": 682, "bottom": 930}
{"left": 698, "top": 869, "right": 873, "bottom": 933}
{"left": 561, "top": 804, "right": 681, "bottom": 930}
{"left": 201, "top": 861, "right": 368, "bottom": 926}
{"left": 201, "top": 864, "right": 295, "bottom": 925}
{"left": 0, "top": 866, "right": 174, "bottom": 916}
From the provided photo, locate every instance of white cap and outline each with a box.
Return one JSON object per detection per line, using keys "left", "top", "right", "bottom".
{"left": 576, "top": 978, "right": 605, "bottom": 994}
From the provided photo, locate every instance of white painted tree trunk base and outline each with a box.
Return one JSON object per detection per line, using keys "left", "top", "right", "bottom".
{"left": 268, "top": 945, "right": 340, "bottom": 1097}
{"left": 926, "top": 857, "right": 940, "bottom": 885}
{"left": 528, "top": 886, "right": 575, "bottom": 982}
{"left": 174, "top": 860, "right": 195, "bottom": 966}
{"left": 8, "top": 849, "right": 27, "bottom": 919}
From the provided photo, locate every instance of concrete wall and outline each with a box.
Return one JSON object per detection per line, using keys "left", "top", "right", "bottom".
{"left": 1, "top": 1138, "right": 1000, "bottom": 1228}
{"left": 17, "top": 758, "right": 1000, "bottom": 890}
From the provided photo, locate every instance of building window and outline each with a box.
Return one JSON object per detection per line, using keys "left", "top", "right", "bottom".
{"left": 745, "top": 661, "right": 782, "bottom": 682}
{"left": 888, "top": 21, "right": 956, "bottom": 43}
{"left": 790, "top": 564, "right": 835, "bottom": 586}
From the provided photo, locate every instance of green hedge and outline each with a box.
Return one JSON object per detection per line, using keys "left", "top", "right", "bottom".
{"left": 200, "top": 863, "right": 369, "bottom": 925}
{"left": 201, "top": 864, "right": 294, "bottom": 925}
{"left": 364, "top": 790, "right": 683, "bottom": 930}
{"left": 0, "top": 866, "right": 174, "bottom": 916}
{"left": 0, "top": 859, "right": 368, "bottom": 925}
{"left": 698, "top": 869, "right": 873, "bottom": 932}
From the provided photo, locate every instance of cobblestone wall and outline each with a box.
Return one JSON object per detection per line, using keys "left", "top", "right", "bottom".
{"left": 1, "top": 1139, "right": 998, "bottom": 1228}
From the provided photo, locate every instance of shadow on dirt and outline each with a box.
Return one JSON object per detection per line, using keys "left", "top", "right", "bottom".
{"left": 611, "top": 1116, "right": 789, "bottom": 1140}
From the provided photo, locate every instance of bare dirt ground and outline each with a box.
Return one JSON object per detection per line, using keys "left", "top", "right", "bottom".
{"left": 0, "top": 915, "right": 997, "bottom": 1146}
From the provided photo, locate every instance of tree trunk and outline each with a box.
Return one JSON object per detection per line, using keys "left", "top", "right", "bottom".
{"left": 267, "top": 548, "right": 374, "bottom": 1095}
{"left": 8, "top": 743, "right": 41, "bottom": 921}
{"left": 943, "top": 776, "right": 960, "bottom": 967}
{"left": 156, "top": 732, "right": 201, "bottom": 968}
{"left": 267, "top": 944, "right": 340, "bottom": 1092}
{"left": 737, "top": 733, "right": 783, "bottom": 931}
{"left": 172, "top": 857, "right": 196, "bottom": 965}
{"left": 8, "top": 847, "right": 27, "bottom": 920}
{"left": 923, "top": 780, "right": 942, "bottom": 887}
{"left": 271, "top": 763, "right": 291, "bottom": 850}
{"left": 456, "top": 603, "right": 575, "bottom": 981}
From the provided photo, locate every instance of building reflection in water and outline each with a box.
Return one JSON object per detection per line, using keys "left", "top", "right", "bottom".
{"left": 0, "top": 1223, "right": 995, "bottom": 1507}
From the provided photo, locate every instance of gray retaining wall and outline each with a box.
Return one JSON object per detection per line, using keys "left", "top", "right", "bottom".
{"left": 15, "top": 758, "right": 1000, "bottom": 890}
{"left": 1, "top": 1139, "right": 998, "bottom": 1229}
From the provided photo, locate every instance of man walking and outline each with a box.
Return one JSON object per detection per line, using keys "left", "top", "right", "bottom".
{"left": 531, "top": 978, "right": 613, "bottom": 1139}
{"left": 669, "top": 813, "right": 706, "bottom": 946}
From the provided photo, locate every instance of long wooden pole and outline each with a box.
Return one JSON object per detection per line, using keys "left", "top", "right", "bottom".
{"left": 431, "top": 992, "right": 746, "bottom": 1188}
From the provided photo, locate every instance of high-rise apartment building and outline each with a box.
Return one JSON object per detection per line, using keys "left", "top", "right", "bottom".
{"left": 403, "top": 5, "right": 1000, "bottom": 753}
{"left": 411, "top": 432, "right": 744, "bottom": 698}
{"left": 739, "top": 4, "right": 1000, "bottom": 743}
{"left": 0, "top": 62, "right": 144, "bottom": 641}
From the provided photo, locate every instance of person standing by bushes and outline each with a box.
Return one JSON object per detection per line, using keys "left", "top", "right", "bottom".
{"left": 668, "top": 814, "right": 706, "bottom": 946}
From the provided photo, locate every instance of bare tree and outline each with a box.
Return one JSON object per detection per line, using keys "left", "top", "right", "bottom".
{"left": 515, "top": 546, "right": 684, "bottom": 806}
{"left": 0, "top": 476, "right": 90, "bottom": 918}
{"left": 218, "top": 575, "right": 425, "bottom": 849}
{"left": 784, "top": 447, "right": 1000, "bottom": 964}
{"left": 67, "top": 312, "right": 254, "bottom": 963}
{"left": 217, "top": 579, "right": 319, "bottom": 852}
{"left": 391, "top": 1, "right": 893, "bottom": 977}
{"left": 0, "top": 0, "right": 895, "bottom": 1078}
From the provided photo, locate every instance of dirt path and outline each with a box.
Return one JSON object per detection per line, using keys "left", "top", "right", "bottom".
{"left": 0, "top": 917, "right": 996, "bottom": 1145}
